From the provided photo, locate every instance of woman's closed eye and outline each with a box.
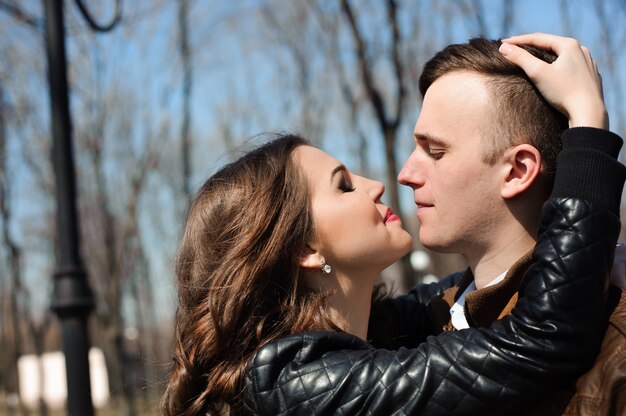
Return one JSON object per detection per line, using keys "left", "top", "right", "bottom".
{"left": 330, "top": 165, "right": 356, "bottom": 192}
{"left": 339, "top": 176, "right": 355, "bottom": 193}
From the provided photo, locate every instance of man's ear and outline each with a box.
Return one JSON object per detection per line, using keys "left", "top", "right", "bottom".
{"left": 500, "top": 144, "right": 542, "bottom": 199}
{"left": 299, "top": 244, "right": 325, "bottom": 270}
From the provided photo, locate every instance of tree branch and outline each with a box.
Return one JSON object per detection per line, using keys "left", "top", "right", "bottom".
{"left": 0, "top": 1, "right": 41, "bottom": 29}
{"left": 388, "top": 0, "right": 405, "bottom": 130}
{"left": 339, "top": 0, "right": 388, "bottom": 129}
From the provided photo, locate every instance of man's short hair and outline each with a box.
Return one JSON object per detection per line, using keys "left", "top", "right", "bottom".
{"left": 419, "top": 38, "right": 568, "bottom": 178}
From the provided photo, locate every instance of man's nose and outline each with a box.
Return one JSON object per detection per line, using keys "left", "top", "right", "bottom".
{"left": 398, "top": 151, "right": 425, "bottom": 188}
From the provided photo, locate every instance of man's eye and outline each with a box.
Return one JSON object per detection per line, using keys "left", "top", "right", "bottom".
{"left": 427, "top": 148, "right": 444, "bottom": 160}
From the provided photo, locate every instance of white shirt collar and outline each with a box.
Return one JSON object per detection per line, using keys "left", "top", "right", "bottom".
{"left": 449, "top": 270, "right": 508, "bottom": 330}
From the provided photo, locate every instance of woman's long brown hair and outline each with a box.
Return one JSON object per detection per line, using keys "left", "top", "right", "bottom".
{"left": 162, "top": 135, "right": 340, "bottom": 415}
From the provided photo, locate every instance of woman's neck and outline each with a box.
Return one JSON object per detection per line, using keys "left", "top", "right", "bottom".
{"left": 324, "top": 269, "right": 378, "bottom": 340}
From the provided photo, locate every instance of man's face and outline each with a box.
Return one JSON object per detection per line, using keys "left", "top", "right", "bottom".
{"left": 398, "top": 71, "right": 507, "bottom": 255}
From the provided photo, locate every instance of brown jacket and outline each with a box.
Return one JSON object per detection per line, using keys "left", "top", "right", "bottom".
{"left": 430, "top": 250, "right": 626, "bottom": 416}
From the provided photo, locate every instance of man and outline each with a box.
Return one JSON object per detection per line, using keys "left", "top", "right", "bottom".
{"left": 369, "top": 35, "right": 625, "bottom": 415}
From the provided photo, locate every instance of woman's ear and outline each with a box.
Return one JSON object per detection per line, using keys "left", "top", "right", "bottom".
{"left": 299, "top": 244, "right": 325, "bottom": 270}
{"left": 500, "top": 144, "right": 542, "bottom": 199}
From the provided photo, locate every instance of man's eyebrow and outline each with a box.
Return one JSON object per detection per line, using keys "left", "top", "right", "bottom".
{"left": 330, "top": 165, "right": 346, "bottom": 184}
{"left": 414, "top": 133, "right": 449, "bottom": 147}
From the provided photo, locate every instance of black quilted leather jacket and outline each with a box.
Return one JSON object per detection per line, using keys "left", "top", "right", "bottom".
{"left": 242, "top": 128, "right": 625, "bottom": 415}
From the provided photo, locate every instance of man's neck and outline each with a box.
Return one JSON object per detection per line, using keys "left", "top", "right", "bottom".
{"left": 466, "top": 230, "right": 536, "bottom": 290}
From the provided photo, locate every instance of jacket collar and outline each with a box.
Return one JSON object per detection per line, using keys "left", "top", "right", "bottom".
{"left": 440, "top": 248, "right": 534, "bottom": 328}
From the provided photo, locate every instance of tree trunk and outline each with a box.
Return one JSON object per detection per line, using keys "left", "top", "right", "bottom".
{"left": 0, "top": 72, "right": 27, "bottom": 416}
{"left": 178, "top": 0, "right": 193, "bottom": 208}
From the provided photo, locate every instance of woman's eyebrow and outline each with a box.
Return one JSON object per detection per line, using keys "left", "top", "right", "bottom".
{"left": 330, "top": 165, "right": 347, "bottom": 184}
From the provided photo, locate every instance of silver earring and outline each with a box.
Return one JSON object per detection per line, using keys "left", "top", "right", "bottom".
{"left": 321, "top": 259, "right": 332, "bottom": 274}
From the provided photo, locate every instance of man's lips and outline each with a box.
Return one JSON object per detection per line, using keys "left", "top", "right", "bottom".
{"left": 383, "top": 207, "right": 400, "bottom": 223}
{"left": 416, "top": 202, "right": 434, "bottom": 210}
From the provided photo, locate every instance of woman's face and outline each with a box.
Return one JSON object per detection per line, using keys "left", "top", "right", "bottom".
{"left": 294, "top": 146, "right": 412, "bottom": 274}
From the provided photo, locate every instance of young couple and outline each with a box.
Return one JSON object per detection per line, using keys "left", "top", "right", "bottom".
{"left": 164, "top": 33, "right": 626, "bottom": 415}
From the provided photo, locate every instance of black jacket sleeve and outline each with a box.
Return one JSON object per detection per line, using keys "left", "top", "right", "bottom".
{"left": 244, "top": 128, "right": 626, "bottom": 415}
{"left": 367, "top": 272, "right": 461, "bottom": 348}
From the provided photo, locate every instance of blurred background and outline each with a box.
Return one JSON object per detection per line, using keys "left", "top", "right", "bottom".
{"left": 2, "top": 0, "right": 626, "bottom": 414}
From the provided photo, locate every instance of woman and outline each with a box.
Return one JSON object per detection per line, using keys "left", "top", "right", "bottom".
{"left": 163, "top": 35, "right": 624, "bottom": 415}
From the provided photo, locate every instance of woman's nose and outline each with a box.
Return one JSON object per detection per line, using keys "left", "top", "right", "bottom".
{"left": 365, "top": 178, "right": 385, "bottom": 201}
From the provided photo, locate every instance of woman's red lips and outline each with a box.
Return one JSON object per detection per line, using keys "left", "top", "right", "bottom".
{"left": 384, "top": 208, "right": 400, "bottom": 223}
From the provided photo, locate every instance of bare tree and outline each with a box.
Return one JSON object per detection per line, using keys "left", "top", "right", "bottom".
{"left": 593, "top": 1, "right": 626, "bottom": 139}
{"left": 0, "top": 4, "right": 45, "bottom": 413}
{"left": 501, "top": 0, "right": 514, "bottom": 36}
{"left": 259, "top": 1, "right": 328, "bottom": 143}
{"left": 178, "top": 0, "right": 193, "bottom": 207}
{"left": 338, "top": 0, "right": 415, "bottom": 286}
{"left": 309, "top": 2, "right": 371, "bottom": 174}
{"left": 0, "top": 17, "right": 60, "bottom": 416}
{"left": 0, "top": 60, "right": 27, "bottom": 416}
{"left": 0, "top": 1, "right": 39, "bottom": 29}
{"left": 121, "top": 138, "right": 158, "bottom": 408}
{"left": 470, "top": 0, "right": 487, "bottom": 35}
{"left": 453, "top": 0, "right": 487, "bottom": 36}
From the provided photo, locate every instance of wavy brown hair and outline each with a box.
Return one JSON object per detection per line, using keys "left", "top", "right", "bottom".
{"left": 162, "top": 134, "right": 341, "bottom": 415}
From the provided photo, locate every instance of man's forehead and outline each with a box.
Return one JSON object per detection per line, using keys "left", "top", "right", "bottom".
{"left": 423, "top": 71, "right": 492, "bottom": 107}
{"left": 414, "top": 71, "right": 492, "bottom": 142}
{"left": 434, "top": 70, "right": 491, "bottom": 88}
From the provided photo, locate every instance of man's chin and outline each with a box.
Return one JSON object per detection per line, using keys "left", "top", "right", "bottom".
{"left": 419, "top": 236, "right": 457, "bottom": 254}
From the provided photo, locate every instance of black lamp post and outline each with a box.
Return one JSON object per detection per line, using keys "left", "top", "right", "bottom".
{"left": 43, "top": 0, "right": 95, "bottom": 415}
